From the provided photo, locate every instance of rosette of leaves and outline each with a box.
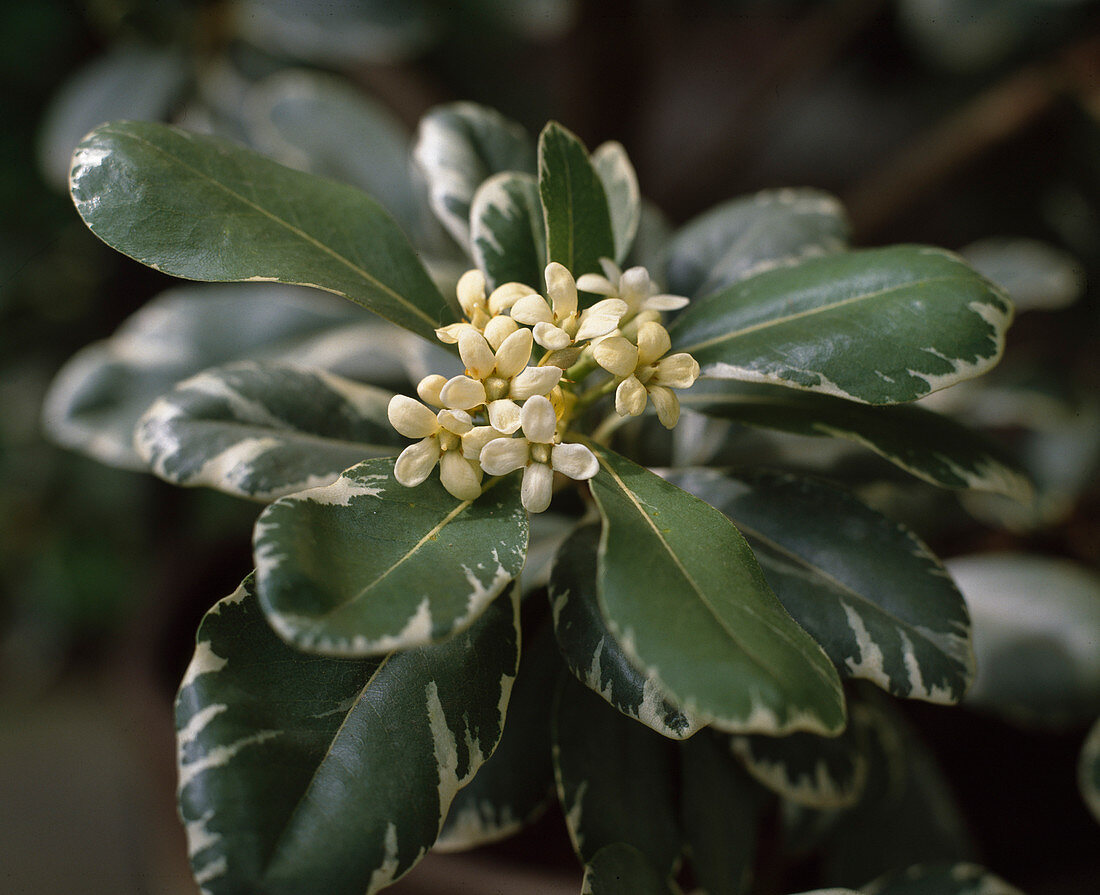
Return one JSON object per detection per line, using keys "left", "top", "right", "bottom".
{"left": 49, "top": 101, "right": 1032, "bottom": 893}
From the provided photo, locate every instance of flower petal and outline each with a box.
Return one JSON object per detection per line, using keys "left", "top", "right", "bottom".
{"left": 487, "top": 398, "right": 522, "bottom": 434}
{"left": 575, "top": 273, "right": 617, "bottom": 295}
{"left": 462, "top": 425, "right": 507, "bottom": 460}
{"left": 618, "top": 266, "right": 653, "bottom": 311}
{"left": 521, "top": 461, "right": 554, "bottom": 513}
{"left": 615, "top": 376, "right": 648, "bottom": 417}
{"left": 510, "top": 365, "right": 563, "bottom": 400}
{"left": 440, "top": 450, "right": 484, "bottom": 501}
{"left": 439, "top": 375, "right": 487, "bottom": 410}
{"left": 532, "top": 322, "right": 572, "bottom": 350}
{"left": 636, "top": 321, "right": 672, "bottom": 367}
{"left": 480, "top": 437, "right": 531, "bottom": 475}
{"left": 520, "top": 395, "right": 557, "bottom": 444}
{"left": 510, "top": 294, "right": 554, "bottom": 325}
{"left": 416, "top": 374, "right": 448, "bottom": 407}
{"left": 644, "top": 293, "right": 690, "bottom": 312}
{"left": 483, "top": 314, "right": 519, "bottom": 351}
{"left": 438, "top": 409, "right": 474, "bottom": 435}
{"left": 598, "top": 257, "right": 623, "bottom": 283}
{"left": 458, "top": 328, "right": 497, "bottom": 380}
{"left": 456, "top": 269, "right": 487, "bottom": 318}
{"left": 654, "top": 353, "right": 700, "bottom": 389}
{"left": 593, "top": 336, "right": 639, "bottom": 378}
{"left": 489, "top": 282, "right": 537, "bottom": 315}
{"left": 551, "top": 442, "right": 598, "bottom": 480}
{"left": 545, "top": 262, "right": 578, "bottom": 319}
{"left": 388, "top": 395, "right": 440, "bottom": 439}
{"left": 394, "top": 437, "right": 441, "bottom": 487}
{"left": 649, "top": 385, "right": 680, "bottom": 429}
{"left": 435, "top": 322, "right": 476, "bottom": 345}
{"left": 494, "top": 327, "right": 534, "bottom": 379}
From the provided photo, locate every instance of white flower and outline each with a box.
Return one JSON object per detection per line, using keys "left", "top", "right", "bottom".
{"left": 479, "top": 395, "right": 598, "bottom": 513}
{"left": 510, "top": 262, "right": 627, "bottom": 350}
{"left": 576, "top": 258, "right": 688, "bottom": 321}
{"left": 388, "top": 395, "right": 483, "bottom": 500}
{"left": 436, "top": 276, "right": 538, "bottom": 344}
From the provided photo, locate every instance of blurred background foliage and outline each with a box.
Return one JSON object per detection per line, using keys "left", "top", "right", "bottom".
{"left": 3, "top": 0, "right": 1100, "bottom": 892}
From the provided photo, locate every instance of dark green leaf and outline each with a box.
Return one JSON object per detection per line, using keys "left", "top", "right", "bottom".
{"left": 581, "top": 843, "right": 678, "bottom": 895}
{"left": 71, "top": 121, "right": 454, "bottom": 341}
{"left": 549, "top": 523, "right": 701, "bottom": 739}
{"left": 136, "top": 361, "right": 401, "bottom": 501}
{"left": 592, "top": 141, "right": 641, "bottom": 265}
{"left": 176, "top": 575, "right": 520, "bottom": 895}
{"left": 680, "top": 380, "right": 1032, "bottom": 501}
{"left": 552, "top": 673, "right": 681, "bottom": 871}
{"left": 538, "top": 122, "right": 616, "bottom": 280}
{"left": 671, "top": 246, "right": 1014, "bottom": 404}
{"left": 862, "top": 862, "right": 1025, "bottom": 895}
{"left": 254, "top": 458, "right": 527, "bottom": 656}
{"left": 1079, "top": 716, "right": 1100, "bottom": 824}
{"left": 470, "top": 172, "right": 546, "bottom": 290}
{"left": 668, "top": 470, "right": 974, "bottom": 704}
{"left": 588, "top": 446, "right": 845, "bottom": 735}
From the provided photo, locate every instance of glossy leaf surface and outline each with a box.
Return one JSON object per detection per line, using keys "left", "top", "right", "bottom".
{"left": 681, "top": 379, "right": 1032, "bottom": 500}
{"left": 71, "top": 121, "right": 454, "bottom": 341}
{"left": 581, "top": 843, "right": 678, "bottom": 895}
{"left": 470, "top": 172, "right": 546, "bottom": 290}
{"left": 254, "top": 459, "right": 527, "bottom": 656}
{"left": 538, "top": 122, "right": 616, "bottom": 280}
{"left": 549, "top": 523, "right": 701, "bottom": 739}
{"left": 176, "top": 576, "right": 519, "bottom": 895}
{"left": 592, "top": 141, "right": 641, "bottom": 264}
{"left": 671, "top": 246, "right": 1013, "bottom": 404}
{"left": 136, "top": 361, "right": 400, "bottom": 501}
{"left": 552, "top": 674, "right": 681, "bottom": 871}
{"left": 665, "top": 188, "right": 849, "bottom": 299}
{"left": 669, "top": 470, "right": 974, "bottom": 704}
{"left": 588, "top": 446, "right": 845, "bottom": 735}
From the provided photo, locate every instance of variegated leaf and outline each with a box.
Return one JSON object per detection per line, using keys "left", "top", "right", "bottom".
{"left": 581, "top": 843, "right": 679, "bottom": 895}
{"left": 729, "top": 702, "right": 872, "bottom": 809}
{"left": 668, "top": 470, "right": 973, "bottom": 704}
{"left": 680, "top": 379, "right": 1032, "bottom": 501}
{"left": 470, "top": 171, "right": 546, "bottom": 290}
{"left": 253, "top": 458, "right": 527, "bottom": 656}
{"left": 176, "top": 575, "right": 520, "bottom": 895}
{"left": 1078, "top": 715, "right": 1100, "bottom": 824}
{"left": 862, "top": 862, "right": 1025, "bottom": 895}
{"left": 552, "top": 673, "right": 681, "bottom": 872}
{"left": 548, "top": 523, "right": 701, "bottom": 740}
{"left": 588, "top": 446, "right": 845, "bottom": 736}
{"left": 412, "top": 102, "right": 536, "bottom": 252}
{"left": 592, "top": 141, "right": 641, "bottom": 265}
{"left": 961, "top": 237, "right": 1084, "bottom": 312}
{"left": 680, "top": 730, "right": 766, "bottom": 895}
{"left": 41, "top": 284, "right": 376, "bottom": 470}
{"left": 664, "top": 188, "right": 849, "bottom": 299}
{"left": 539, "top": 122, "right": 616, "bottom": 280}
{"left": 136, "top": 361, "right": 400, "bottom": 501}
{"left": 670, "top": 246, "right": 1014, "bottom": 405}
{"left": 436, "top": 614, "right": 560, "bottom": 851}
{"left": 71, "top": 121, "right": 455, "bottom": 342}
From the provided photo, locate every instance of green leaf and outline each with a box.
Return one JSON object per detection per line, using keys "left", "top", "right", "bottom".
{"left": 41, "top": 284, "right": 381, "bottom": 470}
{"left": 581, "top": 843, "right": 678, "bottom": 895}
{"left": 680, "top": 379, "right": 1033, "bottom": 501}
{"left": 175, "top": 575, "right": 520, "bottom": 895}
{"left": 413, "top": 102, "right": 536, "bottom": 252}
{"left": 729, "top": 704, "right": 871, "bottom": 809}
{"left": 253, "top": 458, "right": 527, "bottom": 656}
{"left": 680, "top": 730, "right": 766, "bottom": 895}
{"left": 1079, "top": 715, "right": 1100, "bottom": 824}
{"left": 549, "top": 523, "right": 701, "bottom": 739}
{"left": 671, "top": 246, "right": 1014, "bottom": 404}
{"left": 862, "top": 862, "right": 1025, "bottom": 895}
{"left": 552, "top": 673, "right": 681, "bottom": 872}
{"left": 946, "top": 553, "right": 1100, "bottom": 727}
{"left": 668, "top": 470, "right": 974, "bottom": 704}
{"left": 588, "top": 446, "right": 845, "bottom": 735}
{"left": 592, "top": 141, "right": 641, "bottom": 265}
{"left": 136, "top": 361, "right": 401, "bottom": 501}
{"left": 665, "top": 188, "right": 849, "bottom": 299}
{"left": 70, "top": 121, "right": 455, "bottom": 342}
{"left": 470, "top": 172, "right": 546, "bottom": 290}
{"left": 436, "top": 612, "right": 560, "bottom": 851}
{"left": 538, "top": 122, "right": 616, "bottom": 280}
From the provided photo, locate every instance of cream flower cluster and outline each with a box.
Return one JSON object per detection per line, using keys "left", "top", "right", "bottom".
{"left": 387, "top": 260, "right": 700, "bottom": 512}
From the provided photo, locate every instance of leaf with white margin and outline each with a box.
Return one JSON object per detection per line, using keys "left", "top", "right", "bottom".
{"left": 176, "top": 574, "right": 519, "bottom": 895}
{"left": 436, "top": 613, "right": 560, "bottom": 852}
{"left": 41, "top": 284, "right": 373, "bottom": 470}
{"left": 592, "top": 141, "right": 641, "bottom": 265}
{"left": 588, "top": 445, "right": 845, "bottom": 736}
{"left": 552, "top": 673, "right": 681, "bottom": 872}
{"left": 947, "top": 553, "right": 1100, "bottom": 727}
{"left": 581, "top": 842, "right": 678, "bottom": 895}
{"left": 548, "top": 523, "right": 701, "bottom": 740}
{"left": 961, "top": 237, "right": 1084, "bottom": 313}
{"left": 670, "top": 246, "right": 1014, "bottom": 405}
{"left": 668, "top": 469, "right": 974, "bottom": 705}
{"left": 253, "top": 458, "right": 527, "bottom": 656}
{"left": 680, "top": 729, "right": 767, "bottom": 895}
{"left": 1078, "top": 715, "right": 1100, "bottom": 825}
{"left": 412, "top": 102, "right": 536, "bottom": 252}
{"left": 862, "top": 862, "right": 1025, "bottom": 895}
{"left": 136, "top": 361, "right": 401, "bottom": 501}
{"left": 680, "top": 379, "right": 1032, "bottom": 501}
{"left": 664, "top": 188, "right": 849, "bottom": 299}
{"left": 729, "top": 701, "right": 872, "bottom": 809}
{"left": 470, "top": 172, "right": 546, "bottom": 290}
{"left": 71, "top": 121, "right": 456, "bottom": 342}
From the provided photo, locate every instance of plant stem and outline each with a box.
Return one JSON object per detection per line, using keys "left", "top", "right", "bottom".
{"left": 572, "top": 377, "right": 618, "bottom": 416}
